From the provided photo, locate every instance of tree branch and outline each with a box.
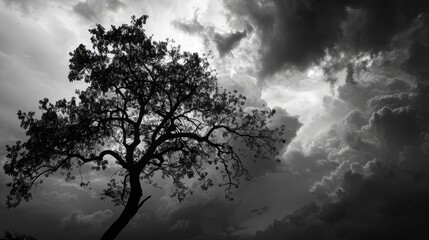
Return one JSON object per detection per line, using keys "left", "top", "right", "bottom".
{"left": 138, "top": 195, "right": 151, "bottom": 208}
{"left": 68, "top": 150, "right": 127, "bottom": 168}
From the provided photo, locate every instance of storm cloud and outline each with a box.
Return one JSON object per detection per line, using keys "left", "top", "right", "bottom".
{"left": 229, "top": 36, "right": 429, "bottom": 238}
{"left": 224, "top": 0, "right": 429, "bottom": 77}
{"left": 230, "top": 169, "right": 429, "bottom": 240}
{"left": 224, "top": 57, "right": 429, "bottom": 240}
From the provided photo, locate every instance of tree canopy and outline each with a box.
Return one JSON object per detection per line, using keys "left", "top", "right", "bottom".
{"left": 0, "top": 229, "right": 37, "bottom": 240}
{"left": 3, "top": 15, "right": 285, "bottom": 240}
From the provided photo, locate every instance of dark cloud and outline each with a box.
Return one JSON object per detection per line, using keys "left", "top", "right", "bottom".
{"left": 366, "top": 92, "right": 411, "bottom": 112}
{"left": 224, "top": 0, "right": 429, "bottom": 77}
{"left": 310, "top": 75, "right": 428, "bottom": 196}
{"left": 40, "top": 190, "right": 77, "bottom": 202}
{"left": 172, "top": 13, "right": 251, "bottom": 57}
{"left": 249, "top": 205, "right": 269, "bottom": 216}
{"left": 61, "top": 209, "right": 113, "bottom": 239}
{"left": 400, "top": 15, "right": 429, "bottom": 78}
{"left": 169, "top": 219, "right": 190, "bottom": 231}
{"left": 163, "top": 199, "right": 236, "bottom": 240}
{"left": 73, "top": 0, "right": 125, "bottom": 22}
{"left": 116, "top": 197, "right": 238, "bottom": 240}
{"left": 224, "top": 0, "right": 347, "bottom": 75}
{"left": 337, "top": 76, "right": 411, "bottom": 109}
{"left": 214, "top": 30, "right": 248, "bottom": 57}
{"left": 341, "top": 0, "right": 429, "bottom": 54}
{"left": 230, "top": 169, "right": 429, "bottom": 240}
{"left": 365, "top": 106, "right": 420, "bottom": 148}
{"left": 231, "top": 105, "right": 429, "bottom": 237}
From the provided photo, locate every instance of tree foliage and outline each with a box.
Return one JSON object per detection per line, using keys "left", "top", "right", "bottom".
{"left": 3, "top": 15, "right": 284, "bottom": 239}
{"left": 0, "top": 229, "right": 37, "bottom": 240}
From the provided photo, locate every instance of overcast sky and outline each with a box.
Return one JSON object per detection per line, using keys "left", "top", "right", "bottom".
{"left": 1, "top": 0, "right": 429, "bottom": 239}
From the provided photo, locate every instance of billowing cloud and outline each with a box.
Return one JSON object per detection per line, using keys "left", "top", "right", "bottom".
{"left": 224, "top": 0, "right": 429, "bottom": 77}
{"left": 228, "top": 69, "right": 429, "bottom": 239}
{"left": 338, "top": 76, "right": 411, "bottom": 109}
{"left": 307, "top": 73, "right": 429, "bottom": 199}
{"left": 239, "top": 40, "right": 429, "bottom": 237}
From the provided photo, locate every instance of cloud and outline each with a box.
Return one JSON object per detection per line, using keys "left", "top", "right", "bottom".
{"left": 61, "top": 209, "right": 113, "bottom": 239}
{"left": 40, "top": 191, "right": 77, "bottom": 202}
{"left": 213, "top": 30, "right": 248, "bottom": 57}
{"left": 224, "top": 0, "right": 346, "bottom": 76}
{"left": 147, "top": 100, "right": 303, "bottom": 238}
{"left": 224, "top": 0, "right": 429, "bottom": 77}
{"left": 218, "top": 73, "right": 266, "bottom": 108}
{"left": 62, "top": 209, "right": 113, "bottom": 227}
{"left": 169, "top": 219, "right": 190, "bottom": 231}
{"left": 106, "top": 0, "right": 125, "bottom": 11}
{"left": 172, "top": 12, "right": 206, "bottom": 35}
{"left": 151, "top": 196, "right": 238, "bottom": 240}
{"left": 307, "top": 74, "right": 428, "bottom": 199}
{"left": 399, "top": 15, "right": 429, "bottom": 78}
{"left": 249, "top": 205, "right": 269, "bottom": 217}
{"left": 0, "top": 2, "right": 79, "bottom": 160}
{"left": 235, "top": 46, "right": 429, "bottom": 238}
{"left": 337, "top": 76, "right": 411, "bottom": 109}
{"left": 230, "top": 112, "right": 429, "bottom": 238}
{"left": 2, "top": 0, "right": 45, "bottom": 15}
{"left": 213, "top": 73, "right": 303, "bottom": 177}
{"left": 73, "top": 0, "right": 125, "bottom": 22}
{"left": 172, "top": 11, "right": 251, "bottom": 57}
{"left": 364, "top": 106, "right": 420, "bottom": 149}
{"left": 230, "top": 168, "right": 429, "bottom": 240}
{"left": 220, "top": 106, "right": 301, "bottom": 178}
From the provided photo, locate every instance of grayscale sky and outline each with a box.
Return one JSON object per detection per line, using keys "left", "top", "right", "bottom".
{"left": 1, "top": 1, "right": 429, "bottom": 239}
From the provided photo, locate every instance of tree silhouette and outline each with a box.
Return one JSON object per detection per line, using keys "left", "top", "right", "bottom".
{"left": 0, "top": 229, "right": 37, "bottom": 240}
{"left": 3, "top": 16, "right": 284, "bottom": 240}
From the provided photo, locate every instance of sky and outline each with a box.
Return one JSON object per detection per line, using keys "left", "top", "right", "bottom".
{"left": 1, "top": 0, "right": 429, "bottom": 239}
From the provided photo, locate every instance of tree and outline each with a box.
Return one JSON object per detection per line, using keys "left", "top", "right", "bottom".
{"left": 3, "top": 16, "right": 284, "bottom": 240}
{"left": 1, "top": 229, "right": 38, "bottom": 240}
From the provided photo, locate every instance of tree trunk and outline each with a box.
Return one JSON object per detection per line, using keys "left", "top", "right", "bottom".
{"left": 100, "top": 173, "right": 143, "bottom": 240}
